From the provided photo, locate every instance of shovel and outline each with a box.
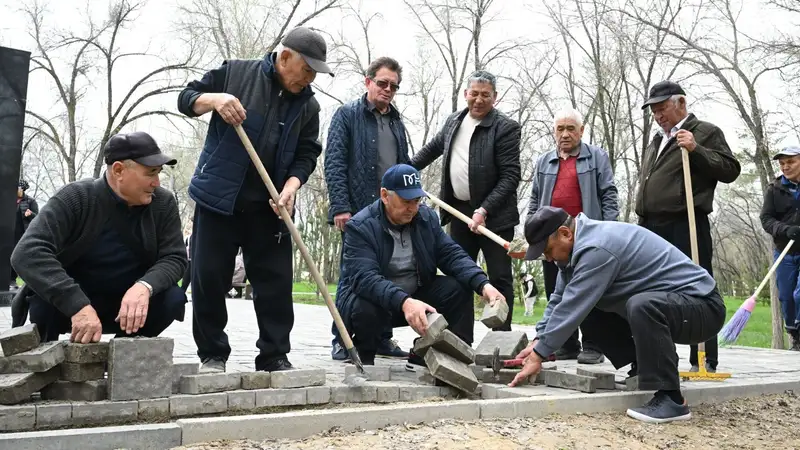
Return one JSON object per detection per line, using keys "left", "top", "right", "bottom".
{"left": 233, "top": 125, "right": 368, "bottom": 386}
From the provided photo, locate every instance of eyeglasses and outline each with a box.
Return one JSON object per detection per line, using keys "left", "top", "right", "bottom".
{"left": 371, "top": 78, "right": 400, "bottom": 92}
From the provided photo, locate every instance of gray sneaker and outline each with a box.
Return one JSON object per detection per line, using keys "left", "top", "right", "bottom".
{"left": 199, "top": 358, "right": 226, "bottom": 373}
{"left": 577, "top": 349, "right": 605, "bottom": 364}
{"left": 627, "top": 394, "right": 692, "bottom": 424}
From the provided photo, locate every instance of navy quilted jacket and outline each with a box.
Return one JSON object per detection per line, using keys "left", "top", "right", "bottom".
{"left": 324, "top": 94, "right": 410, "bottom": 223}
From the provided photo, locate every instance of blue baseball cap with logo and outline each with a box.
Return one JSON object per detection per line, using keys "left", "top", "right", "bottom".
{"left": 381, "top": 164, "right": 427, "bottom": 200}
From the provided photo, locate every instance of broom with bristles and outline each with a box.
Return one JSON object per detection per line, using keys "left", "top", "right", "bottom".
{"left": 719, "top": 239, "right": 795, "bottom": 345}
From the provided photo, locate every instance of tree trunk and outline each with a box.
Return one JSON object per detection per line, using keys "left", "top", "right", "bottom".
{"left": 770, "top": 273, "right": 785, "bottom": 349}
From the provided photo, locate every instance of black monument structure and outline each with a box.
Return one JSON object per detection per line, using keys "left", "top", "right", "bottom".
{"left": 0, "top": 46, "right": 31, "bottom": 306}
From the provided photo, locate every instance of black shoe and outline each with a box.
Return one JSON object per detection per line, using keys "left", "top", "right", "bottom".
{"left": 262, "top": 357, "right": 294, "bottom": 372}
{"left": 577, "top": 349, "right": 605, "bottom": 364}
{"left": 377, "top": 338, "right": 409, "bottom": 359}
{"left": 626, "top": 393, "right": 692, "bottom": 423}
{"left": 554, "top": 347, "right": 580, "bottom": 360}
{"left": 405, "top": 346, "right": 427, "bottom": 372}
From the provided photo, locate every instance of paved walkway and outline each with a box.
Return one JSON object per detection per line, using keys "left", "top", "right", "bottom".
{"left": 3, "top": 298, "right": 800, "bottom": 388}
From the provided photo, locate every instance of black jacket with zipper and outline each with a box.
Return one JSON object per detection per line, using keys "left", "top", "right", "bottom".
{"left": 761, "top": 176, "right": 800, "bottom": 254}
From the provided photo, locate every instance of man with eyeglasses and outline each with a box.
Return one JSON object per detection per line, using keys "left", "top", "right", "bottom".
{"left": 325, "top": 57, "right": 411, "bottom": 361}
{"left": 411, "top": 70, "right": 522, "bottom": 332}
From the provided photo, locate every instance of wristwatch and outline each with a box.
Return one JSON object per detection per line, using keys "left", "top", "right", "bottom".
{"left": 136, "top": 280, "right": 153, "bottom": 296}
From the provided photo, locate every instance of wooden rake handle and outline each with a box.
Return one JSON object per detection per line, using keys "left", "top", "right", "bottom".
{"left": 681, "top": 146, "right": 705, "bottom": 352}
{"left": 425, "top": 191, "right": 510, "bottom": 250}
{"left": 233, "top": 125, "right": 357, "bottom": 352}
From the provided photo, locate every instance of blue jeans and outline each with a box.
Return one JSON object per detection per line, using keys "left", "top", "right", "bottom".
{"left": 775, "top": 250, "right": 800, "bottom": 331}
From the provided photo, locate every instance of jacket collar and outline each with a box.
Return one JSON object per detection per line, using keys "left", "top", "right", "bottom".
{"left": 261, "top": 52, "right": 314, "bottom": 98}
{"left": 360, "top": 93, "right": 402, "bottom": 119}
{"left": 375, "top": 199, "right": 428, "bottom": 231}
{"left": 457, "top": 107, "right": 497, "bottom": 127}
{"left": 548, "top": 141, "right": 591, "bottom": 163}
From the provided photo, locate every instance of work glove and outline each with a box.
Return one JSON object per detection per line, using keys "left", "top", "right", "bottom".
{"left": 787, "top": 226, "right": 800, "bottom": 240}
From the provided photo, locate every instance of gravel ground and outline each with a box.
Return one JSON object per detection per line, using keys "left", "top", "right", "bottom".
{"left": 172, "top": 392, "right": 800, "bottom": 450}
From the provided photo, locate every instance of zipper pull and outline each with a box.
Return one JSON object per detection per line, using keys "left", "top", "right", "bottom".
{"left": 275, "top": 232, "right": 282, "bottom": 243}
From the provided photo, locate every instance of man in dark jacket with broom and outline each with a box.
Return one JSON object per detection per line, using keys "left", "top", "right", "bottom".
{"left": 761, "top": 146, "right": 800, "bottom": 350}
{"left": 635, "top": 80, "right": 741, "bottom": 373}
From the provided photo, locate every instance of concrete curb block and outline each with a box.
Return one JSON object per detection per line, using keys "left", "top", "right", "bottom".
{"left": 0, "top": 423, "right": 182, "bottom": 450}
{"left": 177, "top": 400, "right": 481, "bottom": 444}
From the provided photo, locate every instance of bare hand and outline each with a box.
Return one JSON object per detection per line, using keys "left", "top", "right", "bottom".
{"left": 676, "top": 130, "right": 696, "bottom": 152}
{"left": 270, "top": 177, "right": 300, "bottom": 218}
{"left": 469, "top": 212, "right": 486, "bottom": 234}
{"left": 509, "top": 352, "right": 543, "bottom": 387}
{"left": 24, "top": 209, "right": 32, "bottom": 217}
{"left": 481, "top": 283, "right": 505, "bottom": 306}
{"left": 402, "top": 298, "right": 437, "bottom": 336}
{"left": 515, "top": 338, "right": 538, "bottom": 359}
{"left": 214, "top": 94, "right": 247, "bottom": 125}
{"left": 334, "top": 212, "right": 352, "bottom": 232}
{"left": 116, "top": 282, "right": 151, "bottom": 334}
{"left": 71, "top": 305, "right": 103, "bottom": 344}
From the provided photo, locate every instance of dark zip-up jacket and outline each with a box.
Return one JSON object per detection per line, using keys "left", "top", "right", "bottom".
{"left": 335, "top": 200, "right": 490, "bottom": 330}
{"left": 635, "top": 113, "right": 740, "bottom": 220}
{"left": 177, "top": 53, "right": 322, "bottom": 215}
{"left": 411, "top": 108, "right": 521, "bottom": 232}
{"left": 761, "top": 175, "right": 800, "bottom": 254}
{"left": 15, "top": 194, "right": 39, "bottom": 240}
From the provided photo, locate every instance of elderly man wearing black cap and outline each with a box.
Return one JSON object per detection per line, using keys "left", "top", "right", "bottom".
{"left": 635, "top": 80, "right": 740, "bottom": 374}
{"left": 177, "top": 27, "right": 333, "bottom": 373}
{"left": 335, "top": 164, "right": 505, "bottom": 368}
{"left": 9, "top": 180, "right": 38, "bottom": 290}
{"left": 509, "top": 206, "right": 725, "bottom": 423}
{"left": 10, "top": 131, "right": 187, "bottom": 343}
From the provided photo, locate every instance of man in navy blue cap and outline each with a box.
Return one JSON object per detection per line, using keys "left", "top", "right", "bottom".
{"left": 761, "top": 146, "right": 800, "bottom": 350}
{"left": 509, "top": 206, "right": 725, "bottom": 424}
{"left": 334, "top": 164, "right": 505, "bottom": 368}
{"left": 10, "top": 131, "right": 187, "bottom": 342}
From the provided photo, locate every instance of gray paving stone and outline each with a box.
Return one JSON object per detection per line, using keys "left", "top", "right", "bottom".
{"left": 0, "top": 324, "right": 40, "bottom": 357}
{"left": 0, "top": 404, "right": 36, "bottom": 431}
{"left": 413, "top": 329, "right": 475, "bottom": 364}
{"left": 108, "top": 337, "right": 173, "bottom": 401}
{"left": 474, "top": 330, "right": 528, "bottom": 366}
{"left": 0, "top": 341, "right": 65, "bottom": 373}
{"left": 331, "top": 384, "right": 378, "bottom": 403}
{"left": 254, "top": 388, "right": 306, "bottom": 407}
{"left": 625, "top": 375, "right": 639, "bottom": 391}
{"left": 423, "top": 312, "right": 448, "bottom": 340}
{"left": 0, "top": 368, "right": 59, "bottom": 404}
{"left": 172, "top": 362, "right": 199, "bottom": 394}
{"left": 0, "top": 423, "right": 182, "bottom": 450}
{"left": 63, "top": 342, "right": 108, "bottom": 363}
{"left": 180, "top": 372, "right": 242, "bottom": 394}
{"left": 481, "top": 367, "right": 520, "bottom": 384}
{"left": 424, "top": 348, "right": 479, "bottom": 394}
{"left": 481, "top": 383, "right": 503, "bottom": 399}
{"left": 35, "top": 403, "right": 72, "bottom": 428}
{"left": 480, "top": 300, "right": 509, "bottom": 328}
{"left": 415, "top": 367, "right": 437, "bottom": 385}
{"left": 306, "top": 386, "right": 331, "bottom": 405}
{"left": 399, "top": 385, "right": 443, "bottom": 402}
{"left": 345, "top": 365, "right": 390, "bottom": 381}
{"left": 227, "top": 390, "right": 256, "bottom": 411}
{"left": 170, "top": 393, "right": 227, "bottom": 417}
{"left": 60, "top": 362, "right": 105, "bottom": 382}
{"left": 40, "top": 379, "right": 107, "bottom": 401}
{"left": 376, "top": 384, "right": 400, "bottom": 403}
{"left": 270, "top": 368, "right": 325, "bottom": 388}
{"left": 71, "top": 400, "right": 137, "bottom": 426}
{"left": 240, "top": 371, "right": 271, "bottom": 390}
{"left": 544, "top": 370, "right": 597, "bottom": 393}
{"left": 576, "top": 367, "right": 615, "bottom": 390}
{"left": 138, "top": 398, "right": 170, "bottom": 420}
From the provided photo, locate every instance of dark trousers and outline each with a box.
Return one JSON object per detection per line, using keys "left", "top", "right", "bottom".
{"left": 641, "top": 213, "right": 718, "bottom": 368}
{"left": 191, "top": 205, "right": 293, "bottom": 370}
{"left": 350, "top": 276, "right": 474, "bottom": 362}
{"left": 582, "top": 289, "right": 725, "bottom": 391}
{"left": 542, "top": 260, "right": 598, "bottom": 352}
{"left": 29, "top": 285, "right": 187, "bottom": 342}
{"left": 181, "top": 259, "right": 192, "bottom": 294}
{"left": 449, "top": 199, "right": 515, "bottom": 331}
{"left": 331, "top": 232, "right": 392, "bottom": 348}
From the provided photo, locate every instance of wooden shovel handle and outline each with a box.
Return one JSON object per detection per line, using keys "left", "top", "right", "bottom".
{"left": 425, "top": 191, "right": 510, "bottom": 249}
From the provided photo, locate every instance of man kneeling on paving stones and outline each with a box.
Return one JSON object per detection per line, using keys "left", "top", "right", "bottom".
{"left": 335, "top": 164, "right": 505, "bottom": 368}
{"left": 10, "top": 131, "right": 188, "bottom": 343}
{"left": 509, "top": 206, "right": 725, "bottom": 424}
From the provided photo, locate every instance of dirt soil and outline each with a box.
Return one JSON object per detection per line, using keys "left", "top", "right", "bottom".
{"left": 172, "top": 392, "right": 800, "bottom": 450}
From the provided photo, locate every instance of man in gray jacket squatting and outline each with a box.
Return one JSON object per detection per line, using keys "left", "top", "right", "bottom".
{"left": 509, "top": 206, "right": 725, "bottom": 424}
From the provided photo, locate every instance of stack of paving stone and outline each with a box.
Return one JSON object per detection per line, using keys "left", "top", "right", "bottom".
{"left": 411, "top": 313, "right": 480, "bottom": 394}
{"left": 0, "top": 324, "right": 62, "bottom": 404}
{"left": 42, "top": 341, "right": 109, "bottom": 401}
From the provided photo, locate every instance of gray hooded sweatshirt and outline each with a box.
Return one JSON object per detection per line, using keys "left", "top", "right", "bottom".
{"left": 533, "top": 214, "right": 717, "bottom": 358}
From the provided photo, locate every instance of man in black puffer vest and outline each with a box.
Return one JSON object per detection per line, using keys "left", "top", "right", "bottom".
{"left": 10, "top": 180, "right": 38, "bottom": 289}
{"left": 177, "top": 27, "right": 332, "bottom": 373}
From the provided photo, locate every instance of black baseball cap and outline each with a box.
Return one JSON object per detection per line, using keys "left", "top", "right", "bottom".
{"left": 282, "top": 27, "right": 334, "bottom": 77}
{"left": 641, "top": 80, "right": 686, "bottom": 109}
{"left": 103, "top": 131, "right": 177, "bottom": 167}
{"left": 381, "top": 164, "right": 427, "bottom": 200}
{"left": 524, "top": 206, "right": 570, "bottom": 260}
